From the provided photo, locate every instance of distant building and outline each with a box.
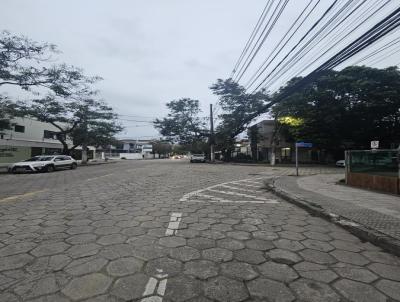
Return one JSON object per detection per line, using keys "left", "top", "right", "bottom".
{"left": 118, "top": 139, "right": 153, "bottom": 155}
{"left": 0, "top": 117, "right": 94, "bottom": 165}
{"left": 248, "top": 120, "right": 317, "bottom": 163}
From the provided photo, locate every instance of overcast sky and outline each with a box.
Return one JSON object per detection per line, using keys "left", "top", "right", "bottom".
{"left": 1, "top": 0, "right": 399, "bottom": 139}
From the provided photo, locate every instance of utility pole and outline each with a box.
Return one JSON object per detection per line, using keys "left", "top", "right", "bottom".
{"left": 210, "top": 104, "right": 215, "bottom": 162}
{"left": 81, "top": 112, "right": 88, "bottom": 165}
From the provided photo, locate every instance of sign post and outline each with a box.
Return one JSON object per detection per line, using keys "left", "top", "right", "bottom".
{"left": 295, "top": 144, "right": 299, "bottom": 176}
{"left": 295, "top": 142, "right": 313, "bottom": 176}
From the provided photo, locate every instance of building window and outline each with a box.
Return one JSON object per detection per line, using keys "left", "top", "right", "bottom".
{"left": 44, "top": 130, "right": 56, "bottom": 139}
{"left": 281, "top": 147, "right": 291, "bottom": 158}
{"left": 14, "top": 125, "right": 25, "bottom": 133}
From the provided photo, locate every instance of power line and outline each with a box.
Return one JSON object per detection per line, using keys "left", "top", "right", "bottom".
{"left": 273, "top": 0, "right": 387, "bottom": 89}
{"left": 262, "top": 0, "right": 364, "bottom": 89}
{"left": 250, "top": 0, "right": 340, "bottom": 92}
{"left": 259, "top": 0, "right": 359, "bottom": 91}
{"left": 245, "top": 0, "right": 320, "bottom": 90}
{"left": 352, "top": 30, "right": 400, "bottom": 65}
{"left": 235, "top": 0, "right": 290, "bottom": 83}
{"left": 119, "top": 118, "right": 154, "bottom": 123}
{"left": 230, "top": 0, "right": 274, "bottom": 78}
{"left": 316, "top": 7, "right": 400, "bottom": 71}
{"left": 367, "top": 42, "right": 400, "bottom": 66}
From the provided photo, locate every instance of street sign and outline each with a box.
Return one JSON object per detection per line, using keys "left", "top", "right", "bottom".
{"left": 296, "top": 142, "right": 313, "bottom": 148}
{"left": 295, "top": 142, "right": 312, "bottom": 176}
{"left": 371, "top": 141, "right": 379, "bottom": 149}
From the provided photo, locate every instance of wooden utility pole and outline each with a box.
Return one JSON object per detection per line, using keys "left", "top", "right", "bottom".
{"left": 210, "top": 104, "right": 215, "bottom": 162}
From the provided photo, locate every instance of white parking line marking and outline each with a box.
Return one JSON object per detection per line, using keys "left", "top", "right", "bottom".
{"left": 157, "top": 279, "right": 168, "bottom": 296}
{"left": 141, "top": 269, "right": 168, "bottom": 302}
{"left": 206, "top": 188, "right": 268, "bottom": 201}
{"left": 231, "top": 181, "right": 261, "bottom": 188}
{"left": 240, "top": 179, "right": 264, "bottom": 184}
{"left": 218, "top": 184, "right": 262, "bottom": 193}
{"left": 165, "top": 212, "right": 182, "bottom": 236}
{"left": 180, "top": 177, "right": 279, "bottom": 204}
{"left": 143, "top": 277, "right": 158, "bottom": 296}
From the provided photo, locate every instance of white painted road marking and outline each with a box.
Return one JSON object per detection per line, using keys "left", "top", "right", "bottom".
{"left": 165, "top": 212, "right": 182, "bottom": 236}
{"left": 141, "top": 269, "right": 168, "bottom": 302}
{"left": 180, "top": 178, "right": 279, "bottom": 204}
{"left": 206, "top": 188, "right": 269, "bottom": 201}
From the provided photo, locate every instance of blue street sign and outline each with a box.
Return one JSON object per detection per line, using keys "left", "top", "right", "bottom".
{"left": 296, "top": 142, "right": 313, "bottom": 148}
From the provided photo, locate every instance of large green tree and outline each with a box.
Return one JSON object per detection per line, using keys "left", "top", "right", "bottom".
{"left": 154, "top": 98, "right": 206, "bottom": 144}
{"left": 210, "top": 79, "right": 270, "bottom": 160}
{"left": 273, "top": 66, "right": 400, "bottom": 157}
{"left": 1, "top": 31, "right": 121, "bottom": 161}
{"left": 25, "top": 96, "right": 122, "bottom": 157}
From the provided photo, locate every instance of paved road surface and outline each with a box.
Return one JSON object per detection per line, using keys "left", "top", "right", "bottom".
{"left": 0, "top": 160, "right": 399, "bottom": 301}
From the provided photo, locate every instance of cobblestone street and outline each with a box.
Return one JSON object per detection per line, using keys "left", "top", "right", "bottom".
{"left": 0, "top": 160, "right": 399, "bottom": 302}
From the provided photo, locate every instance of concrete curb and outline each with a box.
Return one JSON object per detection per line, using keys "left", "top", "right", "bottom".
{"left": 265, "top": 178, "right": 400, "bottom": 257}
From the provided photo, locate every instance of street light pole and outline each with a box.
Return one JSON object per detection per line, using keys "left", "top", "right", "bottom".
{"left": 210, "top": 104, "right": 215, "bottom": 162}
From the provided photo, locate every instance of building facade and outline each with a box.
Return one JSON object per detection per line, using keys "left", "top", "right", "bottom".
{"left": 248, "top": 120, "right": 315, "bottom": 163}
{"left": 0, "top": 117, "right": 93, "bottom": 165}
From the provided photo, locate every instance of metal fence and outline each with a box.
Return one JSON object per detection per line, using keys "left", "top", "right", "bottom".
{"left": 346, "top": 149, "right": 399, "bottom": 177}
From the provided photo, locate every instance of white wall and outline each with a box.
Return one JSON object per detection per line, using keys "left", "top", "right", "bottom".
{"left": 1, "top": 117, "right": 73, "bottom": 145}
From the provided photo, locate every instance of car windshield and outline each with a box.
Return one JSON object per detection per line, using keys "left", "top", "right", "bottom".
{"left": 24, "top": 156, "right": 54, "bottom": 162}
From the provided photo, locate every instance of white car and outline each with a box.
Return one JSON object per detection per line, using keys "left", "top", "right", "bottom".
{"left": 190, "top": 154, "right": 206, "bottom": 163}
{"left": 8, "top": 155, "right": 77, "bottom": 173}
{"left": 335, "top": 159, "right": 345, "bottom": 167}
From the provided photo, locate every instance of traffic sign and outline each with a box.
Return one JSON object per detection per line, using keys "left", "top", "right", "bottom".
{"left": 371, "top": 141, "right": 379, "bottom": 149}
{"left": 296, "top": 142, "right": 313, "bottom": 148}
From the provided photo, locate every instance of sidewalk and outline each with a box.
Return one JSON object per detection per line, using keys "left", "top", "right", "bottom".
{"left": 268, "top": 173, "right": 400, "bottom": 255}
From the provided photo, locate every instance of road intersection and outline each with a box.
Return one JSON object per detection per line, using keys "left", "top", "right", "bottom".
{"left": 0, "top": 160, "right": 399, "bottom": 301}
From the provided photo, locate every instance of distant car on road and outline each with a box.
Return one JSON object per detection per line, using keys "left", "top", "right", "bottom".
{"left": 335, "top": 159, "right": 345, "bottom": 167}
{"left": 8, "top": 155, "right": 77, "bottom": 173}
{"left": 190, "top": 154, "right": 206, "bottom": 163}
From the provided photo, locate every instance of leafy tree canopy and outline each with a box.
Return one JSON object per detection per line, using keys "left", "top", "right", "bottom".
{"left": 272, "top": 66, "right": 400, "bottom": 151}
{"left": 154, "top": 98, "right": 206, "bottom": 144}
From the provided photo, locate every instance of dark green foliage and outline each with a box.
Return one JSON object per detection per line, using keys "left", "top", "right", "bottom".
{"left": 273, "top": 66, "right": 400, "bottom": 153}
{"left": 210, "top": 79, "right": 270, "bottom": 159}
{"left": 154, "top": 98, "right": 206, "bottom": 144}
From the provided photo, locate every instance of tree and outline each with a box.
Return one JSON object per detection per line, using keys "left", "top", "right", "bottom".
{"left": 25, "top": 96, "right": 122, "bottom": 159}
{"left": 210, "top": 79, "right": 270, "bottom": 160}
{"left": 154, "top": 98, "right": 206, "bottom": 144}
{"left": 0, "top": 31, "right": 122, "bottom": 161}
{"left": 0, "top": 31, "right": 99, "bottom": 96}
{"left": 0, "top": 96, "right": 19, "bottom": 131}
{"left": 151, "top": 141, "right": 172, "bottom": 158}
{"left": 272, "top": 66, "right": 400, "bottom": 158}
{"left": 248, "top": 125, "right": 259, "bottom": 160}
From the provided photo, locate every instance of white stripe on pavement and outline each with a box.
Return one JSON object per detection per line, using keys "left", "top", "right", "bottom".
{"left": 165, "top": 212, "right": 182, "bottom": 236}
{"left": 141, "top": 269, "right": 168, "bottom": 302}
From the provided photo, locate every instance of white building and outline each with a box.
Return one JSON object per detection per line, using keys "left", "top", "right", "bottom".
{"left": 0, "top": 117, "right": 93, "bottom": 165}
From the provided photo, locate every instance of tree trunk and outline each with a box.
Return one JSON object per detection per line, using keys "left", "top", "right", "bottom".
{"left": 81, "top": 142, "right": 88, "bottom": 165}
{"left": 270, "top": 146, "right": 276, "bottom": 166}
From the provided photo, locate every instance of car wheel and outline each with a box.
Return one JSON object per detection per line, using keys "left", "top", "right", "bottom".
{"left": 46, "top": 165, "right": 55, "bottom": 172}
{"left": 70, "top": 163, "right": 77, "bottom": 170}
{"left": 11, "top": 167, "right": 17, "bottom": 174}
{"left": 190, "top": 160, "right": 193, "bottom": 163}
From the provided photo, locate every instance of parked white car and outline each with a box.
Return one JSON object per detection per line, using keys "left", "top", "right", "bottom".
{"left": 190, "top": 154, "right": 206, "bottom": 163}
{"left": 335, "top": 159, "right": 345, "bottom": 167}
{"left": 8, "top": 155, "right": 77, "bottom": 173}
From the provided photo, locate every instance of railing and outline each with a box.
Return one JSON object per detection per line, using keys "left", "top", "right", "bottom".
{"left": 345, "top": 149, "right": 399, "bottom": 194}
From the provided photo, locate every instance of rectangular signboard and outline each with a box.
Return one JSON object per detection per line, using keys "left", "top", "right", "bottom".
{"left": 296, "top": 142, "right": 313, "bottom": 148}
{"left": 371, "top": 141, "right": 379, "bottom": 149}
